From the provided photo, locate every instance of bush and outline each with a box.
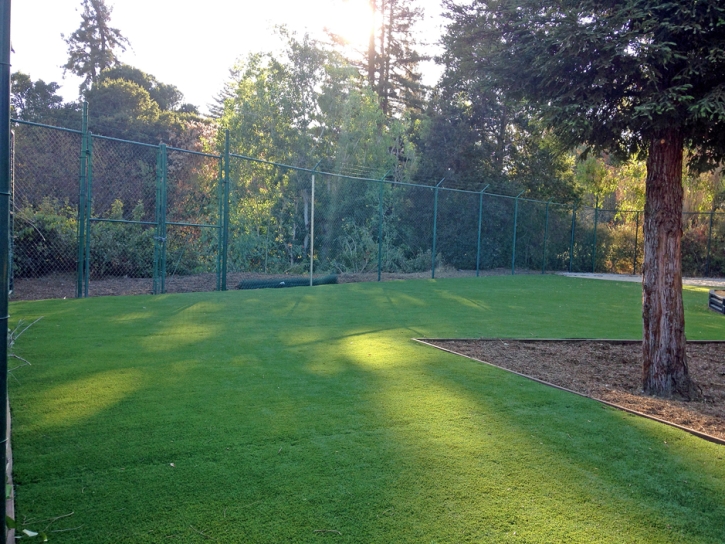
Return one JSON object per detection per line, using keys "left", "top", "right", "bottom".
{"left": 90, "top": 200, "right": 155, "bottom": 278}
{"left": 13, "top": 198, "right": 77, "bottom": 278}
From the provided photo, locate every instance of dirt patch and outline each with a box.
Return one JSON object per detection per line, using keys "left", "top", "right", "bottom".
{"left": 10, "top": 268, "right": 535, "bottom": 301}
{"left": 426, "top": 339, "right": 725, "bottom": 442}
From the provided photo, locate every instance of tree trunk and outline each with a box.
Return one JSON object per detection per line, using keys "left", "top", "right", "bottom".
{"left": 642, "top": 128, "right": 697, "bottom": 399}
{"left": 367, "top": 0, "right": 377, "bottom": 88}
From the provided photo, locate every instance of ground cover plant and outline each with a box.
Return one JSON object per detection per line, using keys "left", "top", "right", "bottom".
{"left": 7, "top": 275, "right": 725, "bottom": 543}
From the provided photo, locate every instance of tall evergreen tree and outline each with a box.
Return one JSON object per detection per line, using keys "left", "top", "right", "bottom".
{"left": 63, "top": 0, "right": 130, "bottom": 92}
{"left": 329, "top": 0, "right": 426, "bottom": 115}
{"left": 442, "top": 0, "right": 725, "bottom": 398}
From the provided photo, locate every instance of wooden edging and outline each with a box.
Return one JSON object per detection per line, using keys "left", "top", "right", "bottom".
{"left": 420, "top": 337, "right": 725, "bottom": 344}
{"left": 413, "top": 338, "right": 725, "bottom": 447}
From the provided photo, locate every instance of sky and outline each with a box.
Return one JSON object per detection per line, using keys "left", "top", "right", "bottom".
{"left": 11, "top": 0, "right": 447, "bottom": 114}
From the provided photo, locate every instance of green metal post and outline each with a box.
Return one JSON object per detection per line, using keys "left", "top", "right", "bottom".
{"left": 216, "top": 158, "right": 223, "bottom": 291}
{"left": 511, "top": 191, "right": 524, "bottom": 275}
{"left": 7, "top": 129, "right": 11, "bottom": 294}
{"left": 153, "top": 144, "right": 168, "bottom": 294}
{"left": 221, "top": 130, "right": 230, "bottom": 290}
{"left": 0, "top": 0, "right": 11, "bottom": 538}
{"left": 84, "top": 134, "right": 93, "bottom": 297}
{"left": 377, "top": 170, "right": 391, "bottom": 282}
{"left": 476, "top": 184, "right": 489, "bottom": 277}
{"left": 76, "top": 103, "right": 88, "bottom": 298}
{"left": 592, "top": 196, "right": 599, "bottom": 273}
{"left": 633, "top": 211, "right": 640, "bottom": 274}
{"left": 706, "top": 209, "right": 714, "bottom": 276}
{"left": 160, "top": 144, "right": 168, "bottom": 293}
{"left": 309, "top": 160, "right": 322, "bottom": 287}
{"left": 569, "top": 206, "right": 577, "bottom": 273}
{"left": 431, "top": 178, "right": 445, "bottom": 279}
{"left": 310, "top": 173, "right": 315, "bottom": 287}
{"left": 153, "top": 147, "right": 162, "bottom": 294}
{"left": 542, "top": 200, "right": 551, "bottom": 274}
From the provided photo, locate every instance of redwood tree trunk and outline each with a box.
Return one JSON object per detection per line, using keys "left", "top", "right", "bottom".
{"left": 642, "top": 128, "right": 696, "bottom": 399}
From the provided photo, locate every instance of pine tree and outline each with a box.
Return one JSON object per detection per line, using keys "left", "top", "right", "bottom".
{"left": 329, "top": 0, "right": 426, "bottom": 116}
{"left": 63, "top": 0, "right": 130, "bottom": 92}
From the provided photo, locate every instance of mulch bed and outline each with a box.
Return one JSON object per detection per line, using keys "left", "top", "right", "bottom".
{"left": 425, "top": 339, "right": 725, "bottom": 443}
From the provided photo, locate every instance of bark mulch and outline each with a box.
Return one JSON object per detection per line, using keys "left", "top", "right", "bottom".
{"left": 425, "top": 339, "right": 725, "bottom": 443}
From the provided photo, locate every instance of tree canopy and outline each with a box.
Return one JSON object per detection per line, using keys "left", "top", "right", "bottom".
{"left": 63, "top": 0, "right": 130, "bottom": 92}
{"left": 442, "top": 0, "right": 725, "bottom": 167}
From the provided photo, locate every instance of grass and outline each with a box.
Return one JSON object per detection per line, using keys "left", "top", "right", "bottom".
{"left": 8, "top": 275, "right": 725, "bottom": 543}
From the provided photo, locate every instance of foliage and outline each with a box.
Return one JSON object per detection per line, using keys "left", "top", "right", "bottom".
{"left": 13, "top": 198, "right": 78, "bottom": 278}
{"left": 441, "top": 0, "right": 725, "bottom": 165}
{"left": 217, "top": 30, "right": 414, "bottom": 273}
{"left": 11, "top": 72, "right": 82, "bottom": 128}
{"left": 63, "top": 0, "right": 130, "bottom": 92}
{"left": 97, "top": 65, "right": 185, "bottom": 111}
{"left": 84, "top": 66, "right": 208, "bottom": 145}
{"left": 327, "top": 0, "right": 426, "bottom": 115}
{"left": 417, "top": 59, "right": 578, "bottom": 200}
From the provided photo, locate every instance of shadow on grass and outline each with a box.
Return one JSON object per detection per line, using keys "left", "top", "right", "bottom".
{"left": 8, "top": 276, "right": 725, "bottom": 542}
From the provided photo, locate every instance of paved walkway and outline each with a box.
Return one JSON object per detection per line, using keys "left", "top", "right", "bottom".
{"left": 557, "top": 272, "right": 725, "bottom": 289}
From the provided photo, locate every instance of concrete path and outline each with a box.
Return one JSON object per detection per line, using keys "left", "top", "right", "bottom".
{"left": 557, "top": 272, "right": 725, "bottom": 289}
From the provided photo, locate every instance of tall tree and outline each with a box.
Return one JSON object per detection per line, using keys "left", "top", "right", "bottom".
{"left": 63, "top": 0, "right": 130, "bottom": 92}
{"left": 330, "top": 0, "right": 426, "bottom": 115}
{"left": 442, "top": 0, "right": 725, "bottom": 398}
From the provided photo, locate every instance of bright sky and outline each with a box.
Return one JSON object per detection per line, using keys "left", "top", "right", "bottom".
{"left": 12, "top": 0, "right": 446, "bottom": 114}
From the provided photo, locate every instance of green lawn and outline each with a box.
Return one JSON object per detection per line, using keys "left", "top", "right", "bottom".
{"left": 8, "top": 275, "right": 725, "bottom": 543}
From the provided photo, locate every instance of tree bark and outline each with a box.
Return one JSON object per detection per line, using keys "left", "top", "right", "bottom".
{"left": 642, "top": 128, "right": 697, "bottom": 399}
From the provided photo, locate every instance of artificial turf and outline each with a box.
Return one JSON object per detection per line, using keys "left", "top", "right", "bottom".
{"left": 7, "top": 275, "right": 725, "bottom": 542}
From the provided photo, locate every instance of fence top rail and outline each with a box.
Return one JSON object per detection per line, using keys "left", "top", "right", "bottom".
{"left": 11, "top": 118, "right": 82, "bottom": 135}
{"left": 166, "top": 146, "right": 221, "bottom": 159}
{"left": 93, "top": 133, "right": 160, "bottom": 149}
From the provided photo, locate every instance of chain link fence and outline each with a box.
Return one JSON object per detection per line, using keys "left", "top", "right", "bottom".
{"left": 9, "top": 119, "right": 725, "bottom": 300}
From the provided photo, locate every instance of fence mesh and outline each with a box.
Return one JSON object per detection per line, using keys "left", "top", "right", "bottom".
{"left": 9, "top": 119, "right": 725, "bottom": 300}
{"left": 12, "top": 124, "right": 81, "bottom": 289}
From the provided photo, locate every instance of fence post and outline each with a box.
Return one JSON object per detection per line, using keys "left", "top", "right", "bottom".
{"left": 377, "top": 170, "right": 391, "bottom": 282}
{"left": 0, "top": 3, "right": 10, "bottom": 538}
{"left": 511, "top": 191, "right": 524, "bottom": 275}
{"left": 216, "top": 155, "right": 224, "bottom": 291}
{"left": 569, "top": 205, "right": 577, "bottom": 273}
{"left": 161, "top": 145, "right": 168, "bottom": 292}
{"left": 221, "top": 130, "right": 230, "bottom": 290}
{"left": 431, "top": 178, "right": 445, "bottom": 279}
{"left": 153, "top": 144, "right": 168, "bottom": 295}
{"left": 76, "top": 103, "right": 89, "bottom": 298}
{"left": 476, "top": 184, "right": 490, "bottom": 277}
{"left": 309, "top": 161, "right": 321, "bottom": 287}
{"left": 84, "top": 134, "right": 93, "bottom": 298}
{"left": 706, "top": 209, "right": 714, "bottom": 276}
{"left": 633, "top": 211, "right": 640, "bottom": 275}
{"left": 8, "top": 129, "right": 12, "bottom": 294}
{"left": 153, "top": 147, "right": 161, "bottom": 294}
{"left": 592, "top": 196, "right": 599, "bottom": 273}
{"left": 542, "top": 199, "right": 551, "bottom": 274}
